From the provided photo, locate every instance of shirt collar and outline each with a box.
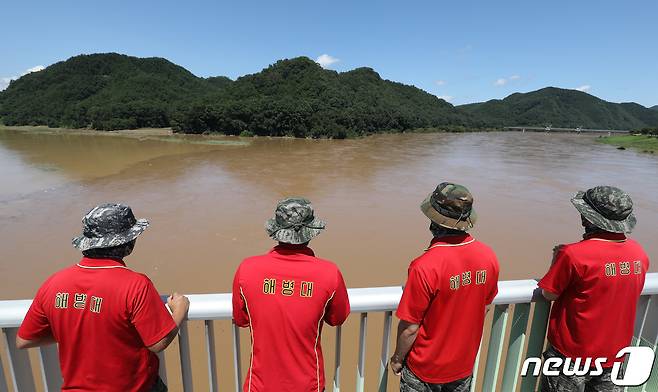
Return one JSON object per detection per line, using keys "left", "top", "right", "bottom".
{"left": 426, "top": 234, "right": 474, "bottom": 250}
{"left": 583, "top": 232, "right": 627, "bottom": 242}
{"left": 270, "top": 244, "right": 316, "bottom": 258}
{"left": 77, "top": 257, "right": 127, "bottom": 269}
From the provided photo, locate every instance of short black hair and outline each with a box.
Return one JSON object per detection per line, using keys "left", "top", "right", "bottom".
{"left": 82, "top": 240, "right": 136, "bottom": 259}
{"left": 430, "top": 221, "right": 466, "bottom": 236}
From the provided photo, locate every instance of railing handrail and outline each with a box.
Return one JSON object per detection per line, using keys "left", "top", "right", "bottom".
{"left": 1, "top": 273, "right": 657, "bottom": 327}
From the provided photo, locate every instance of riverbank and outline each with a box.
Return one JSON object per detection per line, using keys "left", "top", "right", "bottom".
{"left": 598, "top": 135, "right": 658, "bottom": 153}
{"left": 0, "top": 124, "right": 501, "bottom": 141}
{"left": 0, "top": 125, "right": 250, "bottom": 146}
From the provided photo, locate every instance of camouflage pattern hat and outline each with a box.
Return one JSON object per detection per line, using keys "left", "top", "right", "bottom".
{"left": 72, "top": 203, "right": 149, "bottom": 251}
{"left": 420, "top": 182, "right": 477, "bottom": 231}
{"left": 265, "top": 198, "right": 326, "bottom": 244}
{"left": 571, "top": 186, "right": 636, "bottom": 234}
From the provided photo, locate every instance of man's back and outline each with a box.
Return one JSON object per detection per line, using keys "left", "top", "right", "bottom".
{"left": 19, "top": 257, "right": 176, "bottom": 392}
{"left": 232, "top": 245, "right": 350, "bottom": 392}
{"left": 539, "top": 233, "right": 649, "bottom": 366}
{"left": 396, "top": 234, "right": 499, "bottom": 383}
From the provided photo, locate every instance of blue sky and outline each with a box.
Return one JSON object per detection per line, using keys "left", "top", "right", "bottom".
{"left": 2, "top": 0, "right": 657, "bottom": 106}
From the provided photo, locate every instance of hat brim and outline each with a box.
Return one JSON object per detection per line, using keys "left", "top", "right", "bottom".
{"left": 72, "top": 219, "right": 149, "bottom": 251}
{"left": 420, "top": 194, "right": 477, "bottom": 231}
{"left": 265, "top": 217, "right": 326, "bottom": 244}
{"left": 571, "top": 192, "right": 636, "bottom": 234}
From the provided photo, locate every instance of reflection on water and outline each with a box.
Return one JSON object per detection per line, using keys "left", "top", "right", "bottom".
{"left": 2, "top": 128, "right": 657, "bottom": 391}
{"left": 0, "top": 129, "right": 656, "bottom": 300}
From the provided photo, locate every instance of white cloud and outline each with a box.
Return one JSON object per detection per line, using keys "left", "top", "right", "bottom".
{"left": 436, "top": 80, "right": 446, "bottom": 86}
{"left": 315, "top": 54, "right": 340, "bottom": 69}
{"left": 21, "top": 65, "right": 45, "bottom": 76}
{"left": 494, "top": 78, "right": 508, "bottom": 86}
{"left": 575, "top": 85, "right": 591, "bottom": 92}
{"left": 0, "top": 65, "right": 45, "bottom": 91}
{"left": 437, "top": 95, "right": 454, "bottom": 102}
{"left": 0, "top": 77, "right": 12, "bottom": 91}
{"left": 494, "top": 75, "right": 521, "bottom": 87}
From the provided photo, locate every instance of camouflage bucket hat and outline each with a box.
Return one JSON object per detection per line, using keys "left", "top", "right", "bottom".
{"left": 420, "top": 182, "right": 477, "bottom": 231}
{"left": 571, "top": 186, "right": 636, "bottom": 234}
{"left": 72, "top": 203, "right": 149, "bottom": 251}
{"left": 265, "top": 197, "right": 326, "bottom": 244}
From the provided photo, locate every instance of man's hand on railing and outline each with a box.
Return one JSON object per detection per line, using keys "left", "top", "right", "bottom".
{"left": 390, "top": 353, "right": 404, "bottom": 376}
{"left": 168, "top": 292, "right": 190, "bottom": 323}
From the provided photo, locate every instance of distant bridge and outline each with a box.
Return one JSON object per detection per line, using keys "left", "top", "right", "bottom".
{"left": 505, "top": 126, "right": 630, "bottom": 135}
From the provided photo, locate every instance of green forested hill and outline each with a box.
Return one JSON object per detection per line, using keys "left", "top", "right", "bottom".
{"left": 0, "top": 53, "right": 472, "bottom": 137}
{"left": 174, "top": 58, "right": 472, "bottom": 137}
{"left": 459, "top": 87, "right": 658, "bottom": 129}
{"left": 1, "top": 54, "right": 656, "bottom": 136}
{"left": 0, "top": 53, "right": 212, "bottom": 130}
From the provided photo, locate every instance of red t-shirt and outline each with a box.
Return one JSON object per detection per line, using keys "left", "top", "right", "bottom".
{"left": 232, "top": 245, "right": 350, "bottom": 392}
{"left": 396, "top": 234, "right": 499, "bottom": 384}
{"left": 538, "top": 233, "right": 649, "bottom": 367}
{"left": 18, "top": 257, "right": 177, "bottom": 392}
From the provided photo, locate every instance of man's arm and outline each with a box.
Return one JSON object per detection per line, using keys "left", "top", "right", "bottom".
{"left": 538, "top": 245, "right": 573, "bottom": 302}
{"left": 391, "top": 263, "right": 432, "bottom": 376}
{"left": 390, "top": 320, "right": 419, "bottom": 375}
{"left": 16, "top": 284, "right": 53, "bottom": 350}
{"left": 16, "top": 334, "right": 56, "bottom": 349}
{"left": 147, "top": 293, "right": 189, "bottom": 353}
{"left": 324, "top": 269, "right": 350, "bottom": 326}
{"left": 540, "top": 245, "right": 564, "bottom": 302}
{"left": 231, "top": 265, "right": 250, "bottom": 327}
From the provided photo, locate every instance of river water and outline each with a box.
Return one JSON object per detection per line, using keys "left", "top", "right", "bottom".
{"left": 0, "top": 128, "right": 656, "bottom": 390}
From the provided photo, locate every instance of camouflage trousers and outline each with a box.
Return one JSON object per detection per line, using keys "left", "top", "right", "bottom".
{"left": 400, "top": 366, "right": 472, "bottom": 392}
{"left": 539, "top": 347, "right": 622, "bottom": 392}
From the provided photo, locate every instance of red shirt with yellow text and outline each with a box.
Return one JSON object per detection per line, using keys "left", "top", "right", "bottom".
{"left": 232, "top": 245, "right": 350, "bottom": 392}
{"left": 18, "top": 258, "right": 176, "bottom": 392}
{"left": 538, "top": 233, "right": 649, "bottom": 367}
{"left": 396, "top": 234, "right": 499, "bottom": 383}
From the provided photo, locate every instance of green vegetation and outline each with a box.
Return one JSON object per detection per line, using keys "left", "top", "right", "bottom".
{"left": 0, "top": 53, "right": 472, "bottom": 138}
{"left": 174, "top": 58, "right": 476, "bottom": 138}
{"left": 598, "top": 135, "right": 658, "bottom": 153}
{"left": 639, "top": 127, "right": 658, "bottom": 136}
{"left": 459, "top": 87, "right": 658, "bottom": 130}
{"left": 1, "top": 54, "right": 656, "bottom": 138}
{"left": 0, "top": 54, "right": 210, "bottom": 131}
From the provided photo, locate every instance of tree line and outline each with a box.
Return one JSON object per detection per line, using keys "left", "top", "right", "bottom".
{"left": 1, "top": 53, "right": 656, "bottom": 137}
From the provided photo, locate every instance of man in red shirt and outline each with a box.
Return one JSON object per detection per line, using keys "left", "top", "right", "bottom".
{"left": 232, "top": 197, "right": 350, "bottom": 392}
{"left": 539, "top": 186, "right": 649, "bottom": 392}
{"left": 17, "top": 203, "right": 190, "bottom": 392}
{"left": 391, "top": 183, "right": 499, "bottom": 392}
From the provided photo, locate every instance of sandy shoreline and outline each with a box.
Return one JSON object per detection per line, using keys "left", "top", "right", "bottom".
{"left": 0, "top": 125, "right": 252, "bottom": 146}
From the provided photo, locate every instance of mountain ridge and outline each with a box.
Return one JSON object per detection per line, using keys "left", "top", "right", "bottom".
{"left": 1, "top": 53, "right": 656, "bottom": 136}
{"left": 459, "top": 87, "right": 658, "bottom": 130}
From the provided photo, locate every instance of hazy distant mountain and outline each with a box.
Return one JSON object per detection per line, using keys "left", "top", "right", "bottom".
{"left": 459, "top": 87, "right": 658, "bottom": 129}
{"left": 651, "top": 105, "right": 658, "bottom": 111}
{"left": 0, "top": 53, "right": 472, "bottom": 137}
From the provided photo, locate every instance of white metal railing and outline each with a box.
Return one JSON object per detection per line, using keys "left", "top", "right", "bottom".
{"left": 1, "top": 274, "right": 657, "bottom": 392}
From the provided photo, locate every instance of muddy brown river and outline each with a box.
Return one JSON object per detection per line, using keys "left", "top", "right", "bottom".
{"left": 0, "top": 127, "right": 656, "bottom": 391}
